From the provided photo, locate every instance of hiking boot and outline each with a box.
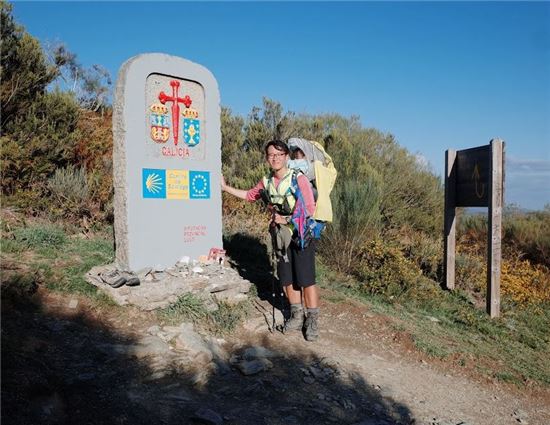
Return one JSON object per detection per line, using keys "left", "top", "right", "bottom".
{"left": 304, "top": 312, "right": 319, "bottom": 342}
{"left": 121, "top": 272, "right": 140, "bottom": 287}
{"left": 283, "top": 306, "right": 304, "bottom": 333}
{"left": 100, "top": 270, "right": 126, "bottom": 288}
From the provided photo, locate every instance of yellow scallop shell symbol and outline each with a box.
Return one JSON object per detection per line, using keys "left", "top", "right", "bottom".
{"left": 146, "top": 173, "right": 163, "bottom": 193}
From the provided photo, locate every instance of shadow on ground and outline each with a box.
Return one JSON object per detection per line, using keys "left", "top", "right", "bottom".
{"left": 223, "top": 233, "right": 279, "bottom": 297}
{"left": 1, "top": 285, "right": 414, "bottom": 425}
{"left": 224, "top": 232, "right": 289, "bottom": 323}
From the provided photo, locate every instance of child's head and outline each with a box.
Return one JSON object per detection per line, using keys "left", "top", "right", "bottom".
{"left": 291, "top": 148, "right": 305, "bottom": 160}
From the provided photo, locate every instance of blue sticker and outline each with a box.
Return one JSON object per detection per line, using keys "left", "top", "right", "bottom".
{"left": 183, "top": 118, "right": 200, "bottom": 146}
{"left": 189, "top": 171, "right": 210, "bottom": 199}
{"left": 142, "top": 168, "right": 166, "bottom": 199}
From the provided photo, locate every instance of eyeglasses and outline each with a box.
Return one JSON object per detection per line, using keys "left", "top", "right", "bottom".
{"left": 266, "top": 153, "right": 286, "bottom": 160}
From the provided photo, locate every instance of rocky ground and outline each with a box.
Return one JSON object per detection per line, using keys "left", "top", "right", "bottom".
{"left": 85, "top": 261, "right": 252, "bottom": 310}
{"left": 2, "top": 283, "right": 549, "bottom": 425}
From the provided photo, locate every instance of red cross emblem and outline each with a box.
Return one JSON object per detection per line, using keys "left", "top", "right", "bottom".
{"left": 158, "top": 80, "right": 192, "bottom": 146}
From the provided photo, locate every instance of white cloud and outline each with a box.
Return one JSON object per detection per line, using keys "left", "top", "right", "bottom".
{"left": 506, "top": 156, "right": 550, "bottom": 175}
{"left": 505, "top": 181, "right": 549, "bottom": 210}
{"left": 504, "top": 156, "right": 550, "bottom": 209}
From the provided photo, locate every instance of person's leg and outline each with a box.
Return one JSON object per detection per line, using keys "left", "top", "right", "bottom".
{"left": 303, "top": 284, "right": 319, "bottom": 309}
{"left": 283, "top": 284, "right": 302, "bottom": 305}
{"left": 279, "top": 248, "right": 304, "bottom": 333}
{"left": 294, "top": 242, "right": 320, "bottom": 341}
{"left": 282, "top": 284, "right": 304, "bottom": 332}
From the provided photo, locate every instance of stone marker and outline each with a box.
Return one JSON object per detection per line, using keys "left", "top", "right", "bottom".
{"left": 113, "top": 53, "right": 222, "bottom": 271}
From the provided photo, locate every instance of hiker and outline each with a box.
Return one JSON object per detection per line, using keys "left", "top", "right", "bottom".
{"left": 221, "top": 140, "right": 321, "bottom": 341}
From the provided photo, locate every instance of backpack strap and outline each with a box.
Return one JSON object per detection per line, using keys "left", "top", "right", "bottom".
{"left": 290, "top": 169, "right": 298, "bottom": 195}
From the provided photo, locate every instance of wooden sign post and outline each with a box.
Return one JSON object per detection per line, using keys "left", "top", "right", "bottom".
{"left": 444, "top": 139, "right": 504, "bottom": 317}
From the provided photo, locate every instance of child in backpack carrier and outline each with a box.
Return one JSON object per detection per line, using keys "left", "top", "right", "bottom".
{"left": 288, "top": 146, "right": 308, "bottom": 171}
{"left": 220, "top": 140, "right": 321, "bottom": 342}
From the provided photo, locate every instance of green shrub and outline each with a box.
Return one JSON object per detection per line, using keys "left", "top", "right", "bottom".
{"left": 459, "top": 213, "right": 487, "bottom": 237}
{"left": 349, "top": 131, "right": 444, "bottom": 235}
{"left": 402, "top": 231, "right": 443, "bottom": 281}
{"left": 504, "top": 206, "right": 550, "bottom": 266}
{"left": 48, "top": 165, "right": 89, "bottom": 202}
{"left": 47, "top": 165, "right": 90, "bottom": 219}
{"left": 455, "top": 252, "right": 485, "bottom": 294}
{"left": 321, "top": 153, "right": 382, "bottom": 271}
{"left": 2, "top": 90, "right": 81, "bottom": 197}
{"left": 74, "top": 110, "right": 114, "bottom": 223}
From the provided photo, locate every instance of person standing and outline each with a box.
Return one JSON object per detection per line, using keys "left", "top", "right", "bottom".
{"left": 221, "top": 140, "right": 320, "bottom": 341}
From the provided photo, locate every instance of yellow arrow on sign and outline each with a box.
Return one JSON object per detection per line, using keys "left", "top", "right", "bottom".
{"left": 472, "top": 164, "right": 485, "bottom": 199}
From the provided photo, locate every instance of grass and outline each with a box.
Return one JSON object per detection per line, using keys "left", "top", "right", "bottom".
{"left": 49, "top": 237, "right": 114, "bottom": 297}
{"left": 207, "top": 300, "right": 251, "bottom": 334}
{"left": 158, "top": 293, "right": 209, "bottom": 323}
{"left": 158, "top": 292, "right": 251, "bottom": 335}
{"left": 1, "top": 222, "right": 115, "bottom": 304}
{"left": 13, "top": 224, "right": 67, "bottom": 249}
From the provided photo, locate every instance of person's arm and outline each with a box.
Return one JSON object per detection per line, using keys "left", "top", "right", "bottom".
{"left": 221, "top": 175, "right": 264, "bottom": 202}
{"left": 221, "top": 175, "right": 248, "bottom": 200}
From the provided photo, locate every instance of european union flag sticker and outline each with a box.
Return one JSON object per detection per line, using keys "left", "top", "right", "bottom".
{"left": 142, "top": 168, "right": 166, "bottom": 199}
{"left": 189, "top": 171, "right": 210, "bottom": 199}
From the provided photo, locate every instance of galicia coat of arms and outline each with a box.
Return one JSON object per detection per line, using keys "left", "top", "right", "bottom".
{"left": 150, "top": 103, "right": 170, "bottom": 143}
{"left": 150, "top": 80, "right": 201, "bottom": 147}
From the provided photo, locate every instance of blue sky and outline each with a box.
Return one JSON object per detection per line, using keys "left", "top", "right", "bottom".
{"left": 12, "top": 1, "right": 550, "bottom": 210}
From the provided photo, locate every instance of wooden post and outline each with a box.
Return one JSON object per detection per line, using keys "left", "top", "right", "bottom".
{"left": 487, "top": 139, "right": 503, "bottom": 317}
{"left": 444, "top": 149, "right": 457, "bottom": 290}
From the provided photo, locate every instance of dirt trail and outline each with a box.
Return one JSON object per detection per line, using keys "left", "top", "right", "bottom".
{"left": 253, "top": 298, "right": 550, "bottom": 425}
{"left": 2, "top": 288, "right": 549, "bottom": 425}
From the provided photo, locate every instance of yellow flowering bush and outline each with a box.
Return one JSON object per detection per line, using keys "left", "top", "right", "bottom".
{"left": 455, "top": 233, "right": 550, "bottom": 307}
{"left": 353, "top": 239, "right": 423, "bottom": 297}
{"left": 501, "top": 258, "right": 550, "bottom": 306}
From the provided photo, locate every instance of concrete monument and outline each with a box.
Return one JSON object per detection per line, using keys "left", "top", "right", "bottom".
{"left": 113, "top": 54, "right": 222, "bottom": 271}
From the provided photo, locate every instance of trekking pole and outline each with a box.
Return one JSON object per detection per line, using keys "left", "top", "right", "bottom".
{"left": 269, "top": 210, "right": 278, "bottom": 332}
{"left": 272, "top": 234, "right": 287, "bottom": 333}
{"left": 271, "top": 265, "right": 277, "bottom": 332}
{"left": 277, "top": 275, "right": 286, "bottom": 333}
{"left": 267, "top": 210, "right": 287, "bottom": 332}
{"left": 270, "top": 257, "right": 286, "bottom": 333}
